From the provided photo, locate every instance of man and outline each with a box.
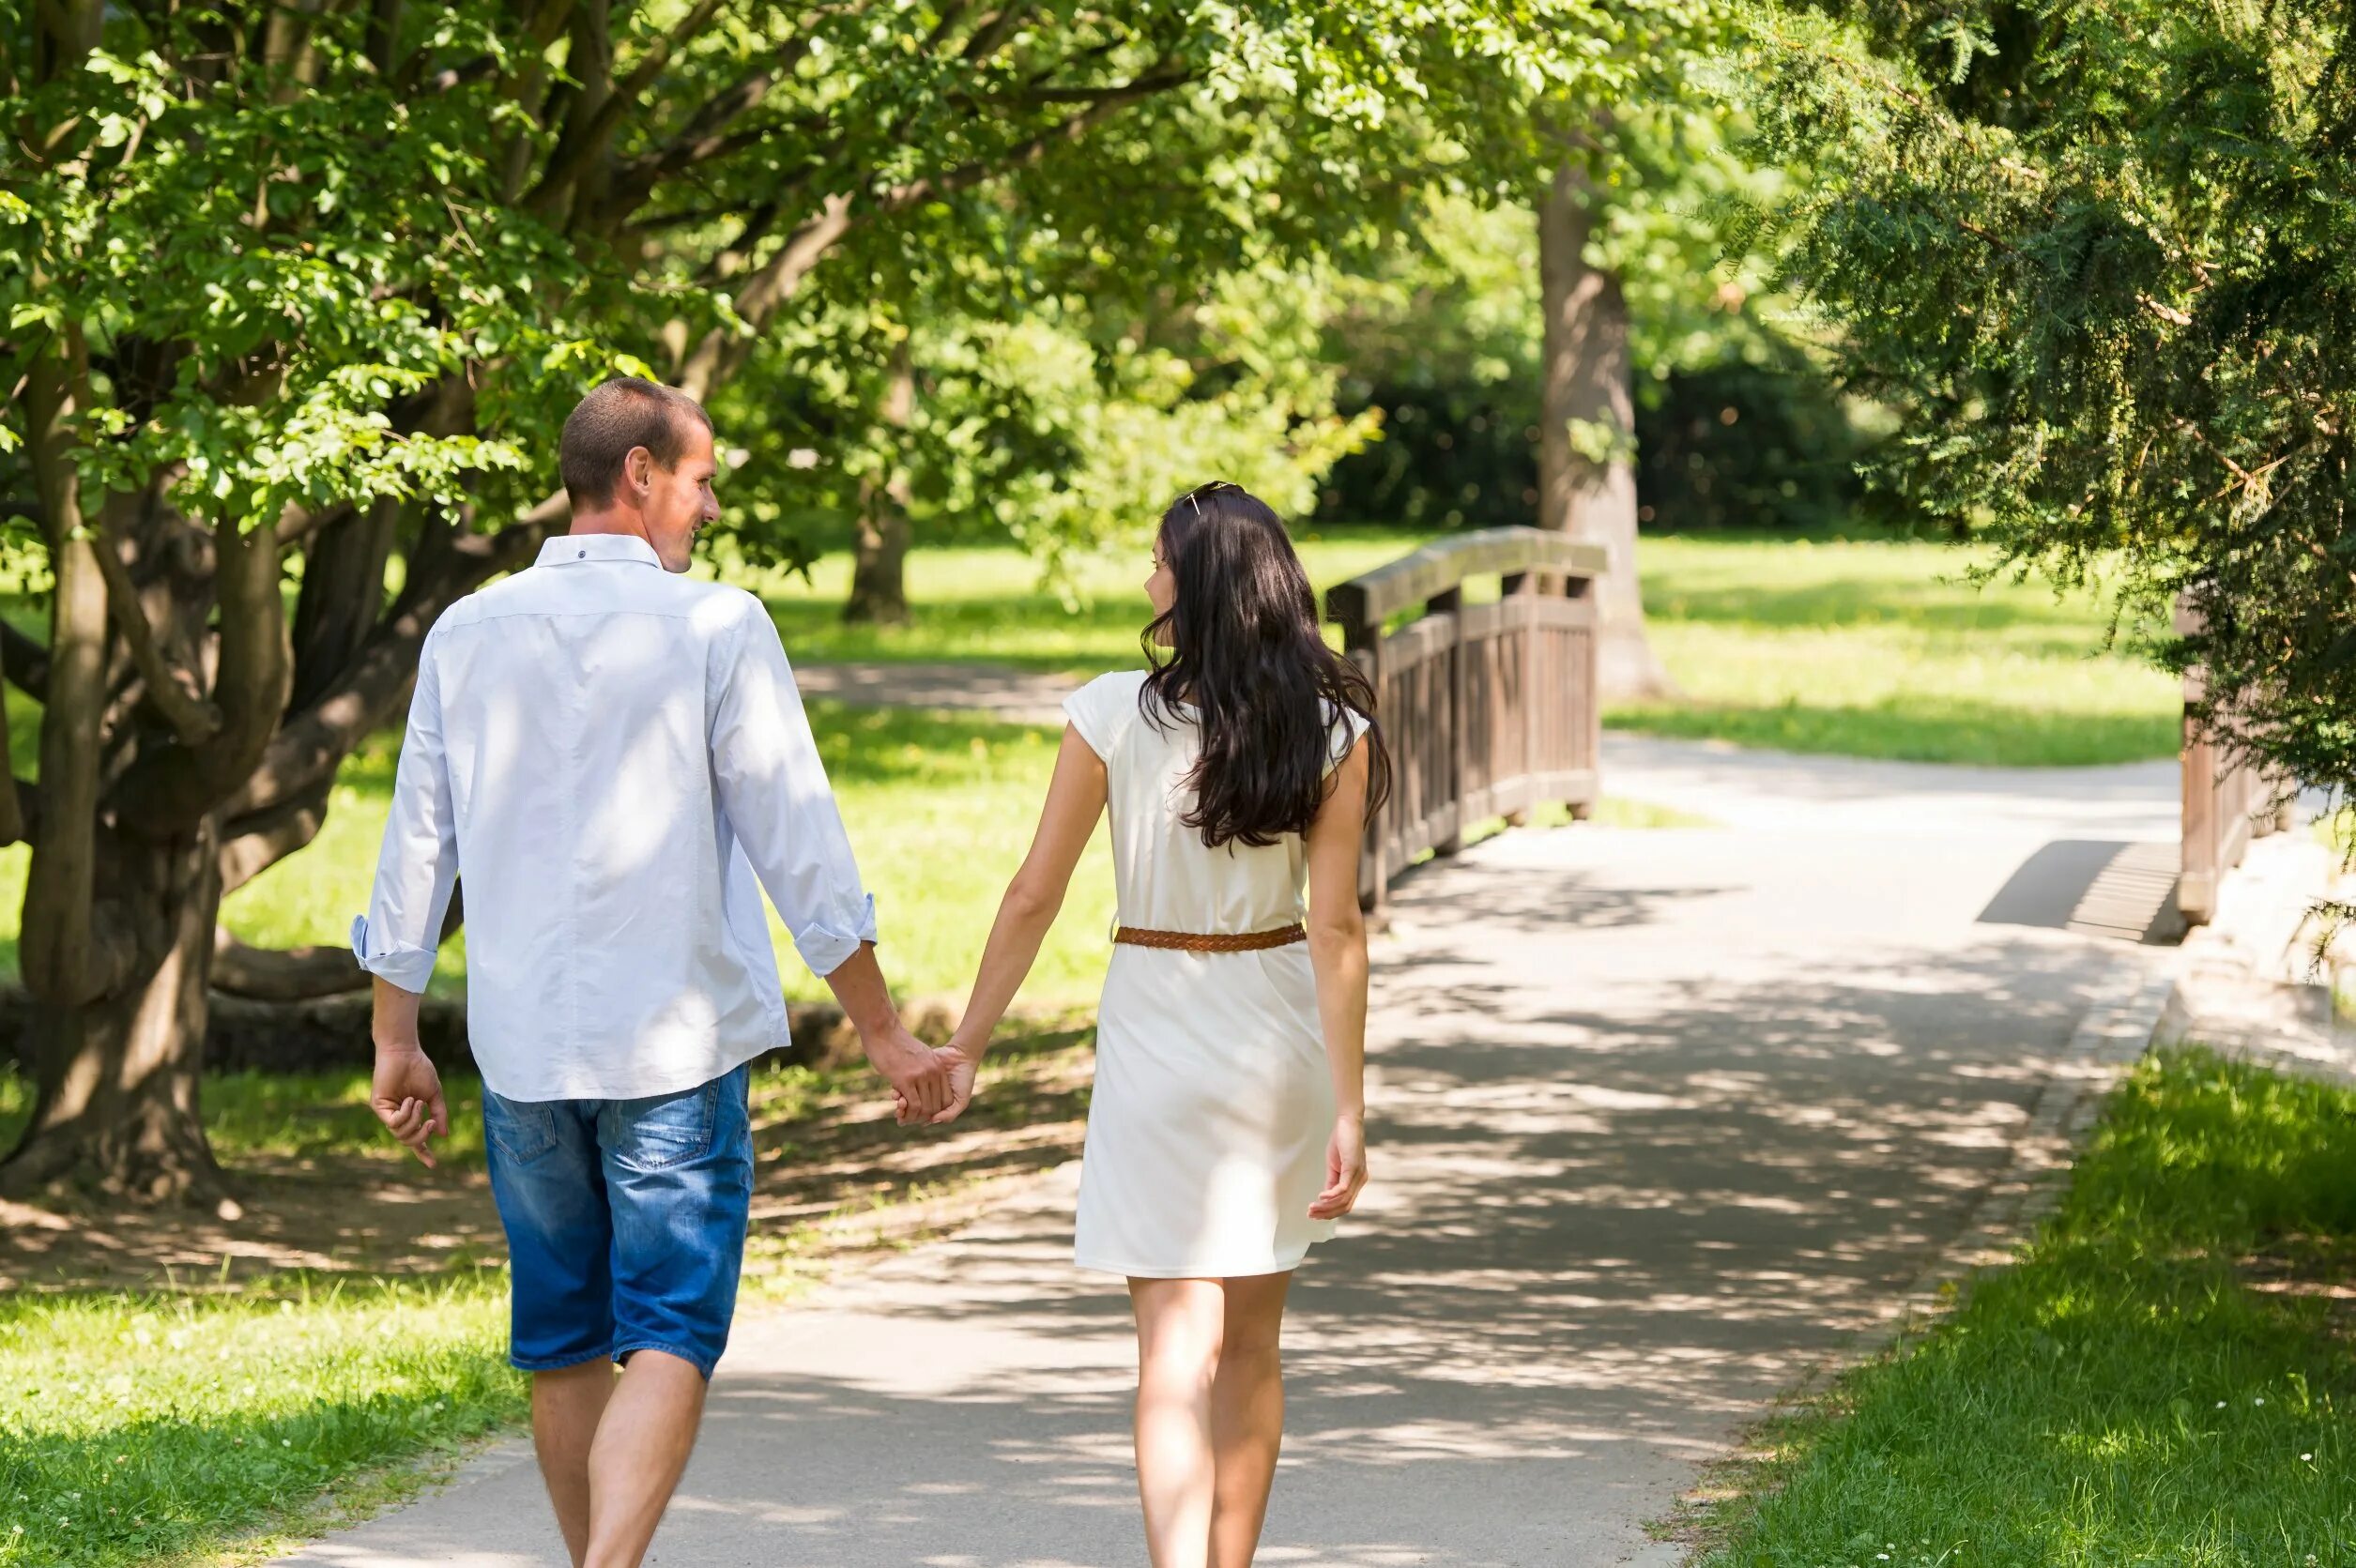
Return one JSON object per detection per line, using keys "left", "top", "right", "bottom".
{"left": 354, "top": 376, "right": 964, "bottom": 1568}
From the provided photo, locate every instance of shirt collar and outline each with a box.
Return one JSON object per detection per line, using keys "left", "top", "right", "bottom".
{"left": 539, "top": 534, "right": 664, "bottom": 570}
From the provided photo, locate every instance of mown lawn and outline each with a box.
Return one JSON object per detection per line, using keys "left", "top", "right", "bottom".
{"left": 1693, "top": 1048, "right": 2356, "bottom": 1567}
{"left": 0, "top": 1274, "right": 519, "bottom": 1568}
{"left": 736, "top": 525, "right": 1427, "bottom": 674}
{"left": 0, "top": 1030, "right": 1098, "bottom": 1568}
{"left": 1617, "top": 534, "right": 2181, "bottom": 768}
{"left": 745, "top": 529, "right": 2180, "bottom": 767}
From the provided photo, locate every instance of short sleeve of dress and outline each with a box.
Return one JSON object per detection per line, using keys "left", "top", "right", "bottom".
{"left": 1324, "top": 703, "right": 1373, "bottom": 778}
{"left": 1063, "top": 675, "right": 1127, "bottom": 760}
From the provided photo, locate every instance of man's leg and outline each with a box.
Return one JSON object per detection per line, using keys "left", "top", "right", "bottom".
{"left": 532, "top": 1361, "right": 616, "bottom": 1566}
{"left": 482, "top": 1091, "right": 617, "bottom": 1566}
{"left": 579, "top": 1350, "right": 709, "bottom": 1568}
{"left": 585, "top": 1063, "right": 756, "bottom": 1568}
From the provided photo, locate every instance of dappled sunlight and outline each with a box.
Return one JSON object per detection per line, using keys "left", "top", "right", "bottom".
{"left": 366, "top": 796, "right": 2171, "bottom": 1567}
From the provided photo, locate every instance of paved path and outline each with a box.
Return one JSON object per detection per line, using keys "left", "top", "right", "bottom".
{"left": 276, "top": 735, "right": 2183, "bottom": 1568}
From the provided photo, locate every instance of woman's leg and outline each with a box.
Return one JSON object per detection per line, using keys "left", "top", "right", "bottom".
{"left": 1130, "top": 1276, "right": 1228, "bottom": 1568}
{"left": 1208, "top": 1271, "right": 1293, "bottom": 1568}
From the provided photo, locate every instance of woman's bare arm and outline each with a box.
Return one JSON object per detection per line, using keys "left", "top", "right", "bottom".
{"left": 1304, "top": 738, "right": 1372, "bottom": 1218}
{"left": 930, "top": 726, "right": 1109, "bottom": 1121}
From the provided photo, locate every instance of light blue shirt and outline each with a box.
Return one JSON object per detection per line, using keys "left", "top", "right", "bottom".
{"left": 352, "top": 534, "right": 876, "bottom": 1102}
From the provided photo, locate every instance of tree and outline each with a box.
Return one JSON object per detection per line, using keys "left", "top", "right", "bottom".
{"left": 1736, "top": 2, "right": 2356, "bottom": 833}
{"left": 1539, "top": 150, "right": 1680, "bottom": 698}
{"left": 0, "top": 1, "right": 1596, "bottom": 1200}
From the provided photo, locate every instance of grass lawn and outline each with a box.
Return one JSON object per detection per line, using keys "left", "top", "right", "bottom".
{"left": 1691, "top": 1048, "right": 2356, "bottom": 1567}
{"left": 745, "top": 529, "right": 2180, "bottom": 768}
{"left": 735, "top": 525, "right": 1427, "bottom": 675}
{"left": 0, "top": 1273, "right": 518, "bottom": 1568}
{"left": 0, "top": 1027, "right": 1097, "bottom": 1568}
{"left": 1616, "top": 535, "right": 2181, "bottom": 768}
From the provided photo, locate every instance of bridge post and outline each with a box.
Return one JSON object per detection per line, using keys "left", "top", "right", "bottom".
{"left": 1429, "top": 585, "right": 1466, "bottom": 859}
{"left": 1503, "top": 571, "right": 1538, "bottom": 827}
{"left": 1342, "top": 614, "right": 1390, "bottom": 921}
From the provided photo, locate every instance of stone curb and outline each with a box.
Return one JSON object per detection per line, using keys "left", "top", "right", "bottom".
{"left": 1782, "top": 957, "right": 2180, "bottom": 1404}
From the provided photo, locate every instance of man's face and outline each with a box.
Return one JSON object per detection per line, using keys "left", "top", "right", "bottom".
{"left": 629, "top": 419, "right": 721, "bottom": 572}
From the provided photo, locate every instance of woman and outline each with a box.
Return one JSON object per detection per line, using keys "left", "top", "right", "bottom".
{"left": 937, "top": 480, "right": 1391, "bottom": 1568}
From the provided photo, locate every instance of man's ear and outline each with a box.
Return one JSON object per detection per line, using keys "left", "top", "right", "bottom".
{"left": 623, "top": 445, "right": 654, "bottom": 498}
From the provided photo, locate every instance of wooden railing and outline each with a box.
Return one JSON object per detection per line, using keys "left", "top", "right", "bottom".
{"left": 1327, "top": 527, "right": 1608, "bottom": 913}
{"left": 2177, "top": 599, "right": 2287, "bottom": 926}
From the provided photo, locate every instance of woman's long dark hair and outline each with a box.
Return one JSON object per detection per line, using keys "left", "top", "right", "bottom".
{"left": 1140, "top": 481, "right": 1392, "bottom": 848}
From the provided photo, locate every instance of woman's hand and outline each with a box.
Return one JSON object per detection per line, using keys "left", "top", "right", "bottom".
{"left": 1309, "top": 1113, "right": 1368, "bottom": 1220}
{"left": 895, "top": 1030, "right": 986, "bottom": 1126}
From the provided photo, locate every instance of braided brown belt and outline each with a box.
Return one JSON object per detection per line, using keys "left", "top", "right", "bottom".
{"left": 1113, "top": 923, "right": 1308, "bottom": 953}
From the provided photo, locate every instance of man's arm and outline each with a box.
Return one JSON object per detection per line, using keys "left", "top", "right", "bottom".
{"left": 709, "top": 601, "right": 950, "bottom": 1119}
{"left": 371, "top": 976, "right": 448, "bottom": 1166}
{"left": 352, "top": 631, "right": 459, "bottom": 1165}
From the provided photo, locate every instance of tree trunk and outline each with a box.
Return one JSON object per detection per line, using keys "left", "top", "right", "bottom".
{"left": 1538, "top": 153, "right": 1679, "bottom": 703}
{"left": 0, "top": 818, "right": 231, "bottom": 1207}
{"left": 844, "top": 341, "right": 916, "bottom": 626}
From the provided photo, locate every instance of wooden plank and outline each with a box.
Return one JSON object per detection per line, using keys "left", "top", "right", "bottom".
{"left": 2180, "top": 703, "right": 2216, "bottom": 926}
{"left": 1432, "top": 586, "right": 1466, "bottom": 857}
{"left": 1327, "top": 526, "right": 1609, "bottom": 630}
{"left": 1383, "top": 612, "right": 1457, "bottom": 676}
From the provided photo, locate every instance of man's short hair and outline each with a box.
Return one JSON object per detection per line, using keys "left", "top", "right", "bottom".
{"left": 558, "top": 377, "right": 713, "bottom": 510}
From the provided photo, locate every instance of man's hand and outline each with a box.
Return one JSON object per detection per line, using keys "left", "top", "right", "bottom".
{"left": 896, "top": 1036, "right": 983, "bottom": 1127}
{"left": 371, "top": 1044, "right": 450, "bottom": 1168}
{"left": 864, "top": 1021, "right": 952, "bottom": 1122}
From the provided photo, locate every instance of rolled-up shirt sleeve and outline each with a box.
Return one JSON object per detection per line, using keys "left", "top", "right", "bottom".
{"left": 351, "top": 627, "right": 461, "bottom": 994}
{"left": 709, "top": 600, "right": 877, "bottom": 978}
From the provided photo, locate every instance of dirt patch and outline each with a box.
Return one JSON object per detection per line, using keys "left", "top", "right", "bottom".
{"left": 1, "top": 1028, "right": 1095, "bottom": 1295}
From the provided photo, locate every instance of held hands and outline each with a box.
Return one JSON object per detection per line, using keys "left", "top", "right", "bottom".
{"left": 891, "top": 1033, "right": 982, "bottom": 1127}
{"left": 864, "top": 1020, "right": 960, "bottom": 1125}
{"left": 371, "top": 1043, "right": 450, "bottom": 1168}
{"left": 1309, "top": 1113, "right": 1368, "bottom": 1221}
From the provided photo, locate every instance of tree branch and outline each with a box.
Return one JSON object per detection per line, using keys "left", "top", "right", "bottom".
{"left": 218, "top": 785, "right": 329, "bottom": 896}
{"left": 108, "top": 514, "right": 291, "bottom": 837}
{"left": 529, "top": 0, "right": 732, "bottom": 214}
{"left": 877, "top": 63, "right": 1191, "bottom": 215}
{"left": 961, "top": 5, "right": 1031, "bottom": 62}
{"left": 90, "top": 518, "right": 222, "bottom": 747}
{"left": 210, "top": 926, "right": 373, "bottom": 1000}
{"left": 617, "top": 52, "right": 801, "bottom": 189}
{"left": 678, "top": 191, "right": 854, "bottom": 399}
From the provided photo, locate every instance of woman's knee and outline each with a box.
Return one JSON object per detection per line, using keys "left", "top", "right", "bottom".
{"left": 1134, "top": 1280, "right": 1227, "bottom": 1382}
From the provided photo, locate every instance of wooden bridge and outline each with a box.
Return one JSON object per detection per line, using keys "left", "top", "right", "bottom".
{"left": 1326, "top": 526, "right": 1606, "bottom": 915}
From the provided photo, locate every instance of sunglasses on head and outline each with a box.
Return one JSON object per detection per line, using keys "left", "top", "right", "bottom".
{"left": 1177, "top": 480, "right": 1241, "bottom": 517}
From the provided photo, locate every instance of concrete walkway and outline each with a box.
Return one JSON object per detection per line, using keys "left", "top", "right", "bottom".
{"left": 274, "top": 735, "right": 2184, "bottom": 1568}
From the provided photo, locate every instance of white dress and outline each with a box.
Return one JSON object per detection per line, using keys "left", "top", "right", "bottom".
{"left": 1062, "top": 670, "right": 1369, "bottom": 1279}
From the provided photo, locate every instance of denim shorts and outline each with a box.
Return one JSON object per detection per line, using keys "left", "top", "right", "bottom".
{"left": 482, "top": 1062, "right": 754, "bottom": 1380}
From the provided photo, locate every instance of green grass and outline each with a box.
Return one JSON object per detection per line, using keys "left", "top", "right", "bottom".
{"left": 733, "top": 526, "right": 1429, "bottom": 675}
{"left": 0, "top": 1273, "right": 521, "bottom": 1568}
{"left": 0, "top": 1068, "right": 497, "bottom": 1174}
{"left": 0, "top": 1033, "right": 1094, "bottom": 1567}
{"left": 1616, "top": 535, "right": 2180, "bottom": 767}
{"left": 1695, "top": 1048, "right": 2356, "bottom": 1567}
